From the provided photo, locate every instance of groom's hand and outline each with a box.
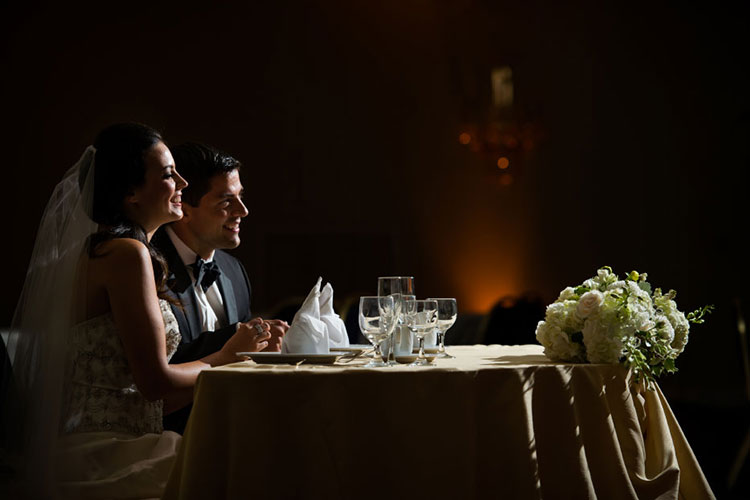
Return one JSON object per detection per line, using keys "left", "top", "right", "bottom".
{"left": 263, "top": 319, "right": 289, "bottom": 352}
{"left": 223, "top": 318, "right": 271, "bottom": 362}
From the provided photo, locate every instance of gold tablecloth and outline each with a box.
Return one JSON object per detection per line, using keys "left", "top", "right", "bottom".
{"left": 163, "top": 345, "right": 714, "bottom": 500}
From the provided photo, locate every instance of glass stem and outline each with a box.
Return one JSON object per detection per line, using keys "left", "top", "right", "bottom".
{"left": 374, "top": 342, "right": 383, "bottom": 362}
{"left": 438, "top": 331, "right": 445, "bottom": 354}
{"left": 387, "top": 326, "right": 397, "bottom": 363}
{"left": 418, "top": 336, "right": 425, "bottom": 359}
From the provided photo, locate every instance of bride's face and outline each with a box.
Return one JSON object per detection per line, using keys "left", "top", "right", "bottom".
{"left": 128, "top": 142, "right": 188, "bottom": 231}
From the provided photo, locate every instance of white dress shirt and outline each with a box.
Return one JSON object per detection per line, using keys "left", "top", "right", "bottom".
{"left": 165, "top": 226, "right": 228, "bottom": 332}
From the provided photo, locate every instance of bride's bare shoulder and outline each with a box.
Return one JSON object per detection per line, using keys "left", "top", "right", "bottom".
{"left": 92, "top": 238, "right": 151, "bottom": 267}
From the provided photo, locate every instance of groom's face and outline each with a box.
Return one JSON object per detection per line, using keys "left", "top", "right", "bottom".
{"left": 182, "top": 169, "right": 248, "bottom": 255}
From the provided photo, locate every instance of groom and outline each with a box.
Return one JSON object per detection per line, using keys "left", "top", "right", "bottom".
{"left": 153, "top": 142, "right": 288, "bottom": 433}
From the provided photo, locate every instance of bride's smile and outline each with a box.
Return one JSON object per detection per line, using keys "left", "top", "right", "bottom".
{"left": 126, "top": 142, "right": 188, "bottom": 236}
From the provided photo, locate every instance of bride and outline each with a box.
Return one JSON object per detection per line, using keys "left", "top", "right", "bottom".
{"left": 3, "top": 123, "right": 270, "bottom": 499}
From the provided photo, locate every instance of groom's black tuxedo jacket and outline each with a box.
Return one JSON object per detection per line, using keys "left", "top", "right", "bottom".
{"left": 152, "top": 227, "right": 252, "bottom": 432}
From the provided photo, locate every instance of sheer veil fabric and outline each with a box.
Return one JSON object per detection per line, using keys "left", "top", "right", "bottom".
{"left": 3, "top": 147, "right": 97, "bottom": 496}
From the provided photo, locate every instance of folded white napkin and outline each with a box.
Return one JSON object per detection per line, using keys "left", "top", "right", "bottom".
{"left": 282, "top": 277, "right": 330, "bottom": 354}
{"left": 319, "top": 282, "right": 350, "bottom": 349}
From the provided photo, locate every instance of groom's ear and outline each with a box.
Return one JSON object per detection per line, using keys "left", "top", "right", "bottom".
{"left": 124, "top": 190, "right": 138, "bottom": 206}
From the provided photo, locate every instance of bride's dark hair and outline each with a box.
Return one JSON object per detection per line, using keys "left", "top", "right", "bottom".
{"left": 84, "top": 122, "right": 173, "bottom": 301}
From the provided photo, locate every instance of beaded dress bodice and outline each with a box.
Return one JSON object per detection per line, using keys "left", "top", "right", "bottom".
{"left": 61, "top": 299, "right": 181, "bottom": 436}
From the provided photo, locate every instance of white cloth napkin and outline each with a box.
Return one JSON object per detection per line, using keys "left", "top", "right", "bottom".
{"left": 319, "top": 282, "right": 350, "bottom": 349}
{"left": 282, "top": 277, "right": 330, "bottom": 354}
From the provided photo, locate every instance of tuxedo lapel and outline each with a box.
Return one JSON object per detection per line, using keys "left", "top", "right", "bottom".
{"left": 217, "top": 268, "right": 238, "bottom": 325}
{"left": 175, "top": 283, "right": 203, "bottom": 342}
{"left": 154, "top": 229, "right": 203, "bottom": 341}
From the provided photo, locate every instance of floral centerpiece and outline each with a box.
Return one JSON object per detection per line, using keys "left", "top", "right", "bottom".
{"left": 535, "top": 266, "right": 712, "bottom": 388}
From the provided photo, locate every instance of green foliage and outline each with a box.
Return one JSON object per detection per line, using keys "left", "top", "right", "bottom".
{"left": 687, "top": 304, "right": 714, "bottom": 324}
{"left": 539, "top": 266, "right": 713, "bottom": 391}
{"left": 623, "top": 326, "right": 679, "bottom": 388}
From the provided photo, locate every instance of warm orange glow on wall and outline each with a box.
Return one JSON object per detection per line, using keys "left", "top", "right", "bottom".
{"left": 462, "top": 280, "right": 522, "bottom": 313}
{"left": 496, "top": 157, "right": 509, "bottom": 169}
{"left": 458, "top": 132, "right": 472, "bottom": 145}
{"left": 449, "top": 226, "right": 525, "bottom": 313}
{"left": 454, "top": 257, "right": 524, "bottom": 313}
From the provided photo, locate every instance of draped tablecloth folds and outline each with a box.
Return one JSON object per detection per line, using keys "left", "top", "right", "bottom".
{"left": 163, "top": 345, "right": 714, "bottom": 500}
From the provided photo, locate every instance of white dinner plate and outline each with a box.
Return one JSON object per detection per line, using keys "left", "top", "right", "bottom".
{"left": 237, "top": 352, "right": 347, "bottom": 365}
{"left": 331, "top": 344, "right": 371, "bottom": 353}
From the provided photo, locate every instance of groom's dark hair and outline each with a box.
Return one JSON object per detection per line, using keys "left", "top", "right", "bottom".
{"left": 170, "top": 142, "right": 242, "bottom": 207}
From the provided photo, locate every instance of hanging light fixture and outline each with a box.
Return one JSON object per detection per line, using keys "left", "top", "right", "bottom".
{"left": 458, "top": 65, "right": 542, "bottom": 186}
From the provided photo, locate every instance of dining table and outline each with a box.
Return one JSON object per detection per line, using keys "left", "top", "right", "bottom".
{"left": 162, "top": 344, "right": 714, "bottom": 499}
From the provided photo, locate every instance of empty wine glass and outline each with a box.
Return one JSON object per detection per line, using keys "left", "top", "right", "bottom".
{"left": 427, "top": 298, "right": 458, "bottom": 358}
{"left": 399, "top": 276, "right": 415, "bottom": 296}
{"left": 392, "top": 294, "right": 415, "bottom": 357}
{"left": 404, "top": 299, "right": 438, "bottom": 366}
{"left": 377, "top": 276, "right": 414, "bottom": 364}
{"left": 359, "top": 296, "right": 394, "bottom": 367}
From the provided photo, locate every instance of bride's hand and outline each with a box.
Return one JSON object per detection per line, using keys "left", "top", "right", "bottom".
{"left": 220, "top": 318, "right": 271, "bottom": 363}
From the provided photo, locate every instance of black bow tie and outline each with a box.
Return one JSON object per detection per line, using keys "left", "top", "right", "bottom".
{"left": 190, "top": 257, "right": 221, "bottom": 292}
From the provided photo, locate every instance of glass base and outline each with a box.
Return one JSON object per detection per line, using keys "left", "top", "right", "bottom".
{"left": 409, "top": 357, "right": 432, "bottom": 367}
{"left": 437, "top": 351, "right": 455, "bottom": 359}
{"left": 363, "top": 359, "right": 387, "bottom": 368}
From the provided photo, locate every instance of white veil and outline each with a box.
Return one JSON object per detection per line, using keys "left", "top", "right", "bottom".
{"left": 3, "top": 147, "right": 97, "bottom": 497}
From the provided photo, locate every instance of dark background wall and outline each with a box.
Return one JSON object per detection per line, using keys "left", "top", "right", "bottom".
{"left": 2, "top": 0, "right": 749, "bottom": 494}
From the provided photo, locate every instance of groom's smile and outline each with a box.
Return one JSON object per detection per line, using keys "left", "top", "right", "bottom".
{"left": 174, "top": 169, "right": 248, "bottom": 260}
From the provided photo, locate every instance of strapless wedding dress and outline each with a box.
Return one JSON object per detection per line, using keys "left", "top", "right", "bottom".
{"left": 56, "top": 299, "right": 182, "bottom": 499}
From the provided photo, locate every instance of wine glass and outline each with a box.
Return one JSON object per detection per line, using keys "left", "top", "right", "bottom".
{"left": 358, "top": 296, "right": 394, "bottom": 367}
{"left": 404, "top": 299, "right": 438, "bottom": 366}
{"left": 377, "top": 276, "right": 414, "bottom": 364}
{"left": 427, "top": 298, "right": 458, "bottom": 358}
{"left": 399, "top": 276, "right": 415, "bottom": 296}
{"left": 392, "top": 294, "right": 416, "bottom": 357}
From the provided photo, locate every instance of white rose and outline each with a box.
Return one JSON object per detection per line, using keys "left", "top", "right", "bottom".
{"left": 536, "top": 321, "right": 581, "bottom": 361}
{"left": 558, "top": 287, "right": 577, "bottom": 301}
{"left": 597, "top": 268, "right": 612, "bottom": 280}
{"left": 576, "top": 290, "right": 604, "bottom": 319}
{"left": 594, "top": 268, "right": 618, "bottom": 288}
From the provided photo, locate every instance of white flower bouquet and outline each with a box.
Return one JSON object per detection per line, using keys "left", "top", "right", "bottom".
{"left": 535, "top": 266, "right": 712, "bottom": 387}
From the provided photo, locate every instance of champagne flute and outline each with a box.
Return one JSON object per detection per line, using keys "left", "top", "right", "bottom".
{"left": 404, "top": 299, "right": 438, "bottom": 366}
{"left": 427, "top": 298, "right": 458, "bottom": 358}
{"left": 359, "top": 296, "right": 394, "bottom": 367}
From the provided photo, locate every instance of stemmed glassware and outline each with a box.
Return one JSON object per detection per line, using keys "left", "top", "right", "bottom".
{"left": 399, "top": 276, "right": 415, "bottom": 296}
{"left": 404, "top": 299, "right": 439, "bottom": 366}
{"left": 428, "top": 298, "right": 458, "bottom": 358}
{"left": 377, "top": 276, "right": 414, "bottom": 364}
{"left": 393, "top": 294, "right": 416, "bottom": 357}
{"left": 358, "top": 296, "right": 395, "bottom": 367}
